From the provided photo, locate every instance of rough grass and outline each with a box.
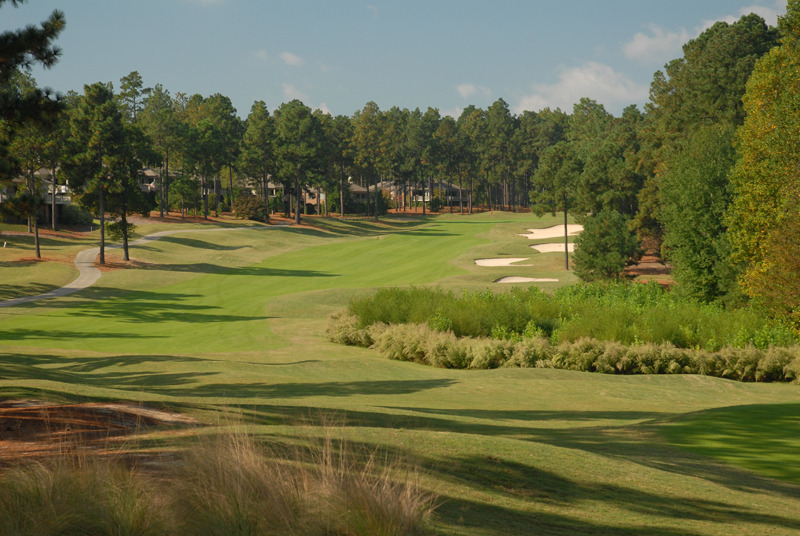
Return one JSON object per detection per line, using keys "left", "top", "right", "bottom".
{"left": 3, "top": 213, "right": 800, "bottom": 535}
{"left": 0, "top": 430, "right": 433, "bottom": 536}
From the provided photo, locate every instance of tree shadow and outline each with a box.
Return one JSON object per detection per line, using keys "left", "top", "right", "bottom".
{"left": 157, "top": 236, "right": 253, "bottom": 251}
{"left": 12, "top": 287, "right": 272, "bottom": 325}
{"left": 195, "top": 406, "right": 800, "bottom": 535}
{"left": 0, "top": 283, "right": 60, "bottom": 301}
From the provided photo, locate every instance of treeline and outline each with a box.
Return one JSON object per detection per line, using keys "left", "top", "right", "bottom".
{"left": 3, "top": 2, "right": 800, "bottom": 325}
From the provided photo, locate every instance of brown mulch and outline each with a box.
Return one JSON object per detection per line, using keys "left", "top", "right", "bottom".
{"left": 0, "top": 400, "right": 198, "bottom": 463}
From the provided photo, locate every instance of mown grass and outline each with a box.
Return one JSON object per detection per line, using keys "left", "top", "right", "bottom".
{"left": 2, "top": 212, "right": 800, "bottom": 535}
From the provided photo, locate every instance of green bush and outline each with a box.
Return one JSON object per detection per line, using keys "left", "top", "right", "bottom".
{"left": 105, "top": 220, "right": 136, "bottom": 242}
{"left": 329, "top": 297, "right": 800, "bottom": 382}
{"left": 573, "top": 209, "right": 641, "bottom": 281}
{"left": 346, "top": 283, "right": 799, "bottom": 351}
{"left": 60, "top": 203, "right": 94, "bottom": 226}
{"left": 232, "top": 194, "right": 269, "bottom": 222}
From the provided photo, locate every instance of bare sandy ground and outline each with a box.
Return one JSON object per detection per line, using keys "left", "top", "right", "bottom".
{"left": 495, "top": 276, "right": 559, "bottom": 283}
{"left": 519, "top": 224, "right": 583, "bottom": 240}
{"left": 531, "top": 243, "right": 575, "bottom": 253}
{"left": 474, "top": 257, "right": 530, "bottom": 267}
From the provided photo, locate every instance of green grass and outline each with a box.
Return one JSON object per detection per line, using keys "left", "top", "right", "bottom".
{"left": 2, "top": 212, "right": 800, "bottom": 535}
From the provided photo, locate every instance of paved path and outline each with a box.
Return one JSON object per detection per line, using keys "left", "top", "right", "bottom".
{"left": 0, "top": 225, "right": 284, "bottom": 308}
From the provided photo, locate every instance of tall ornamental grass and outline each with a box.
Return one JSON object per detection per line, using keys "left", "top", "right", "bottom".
{"left": 346, "top": 283, "right": 798, "bottom": 351}
{"left": 0, "top": 432, "right": 435, "bottom": 536}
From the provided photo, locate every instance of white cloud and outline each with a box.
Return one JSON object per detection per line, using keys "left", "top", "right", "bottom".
{"left": 514, "top": 62, "right": 649, "bottom": 114}
{"left": 280, "top": 52, "right": 304, "bottom": 66}
{"left": 317, "top": 102, "right": 331, "bottom": 115}
{"left": 440, "top": 107, "right": 463, "bottom": 119}
{"left": 254, "top": 49, "right": 269, "bottom": 61}
{"left": 365, "top": 4, "right": 379, "bottom": 18}
{"left": 702, "top": 2, "right": 781, "bottom": 30}
{"left": 282, "top": 83, "right": 309, "bottom": 102}
{"left": 623, "top": 24, "right": 690, "bottom": 63}
{"left": 456, "top": 83, "right": 491, "bottom": 100}
{"left": 623, "top": 2, "right": 781, "bottom": 67}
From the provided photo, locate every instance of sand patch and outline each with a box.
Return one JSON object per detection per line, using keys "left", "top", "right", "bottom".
{"left": 495, "top": 276, "right": 559, "bottom": 283}
{"left": 519, "top": 224, "right": 583, "bottom": 240}
{"left": 474, "top": 257, "right": 530, "bottom": 267}
{"left": 532, "top": 243, "right": 575, "bottom": 253}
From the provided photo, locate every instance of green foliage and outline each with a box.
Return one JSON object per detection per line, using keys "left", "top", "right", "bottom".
{"left": 660, "top": 125, "right": 740, "bottom": 304}
{"left": 573, "top": 209, "right": 640, "bottom": 281}
{"left": 728, "top": 2, "right": 800, "bottom": 327}
{"left": 331, "top": 312, "right": 800, "bottom": 381}
{"left": 60, "top": 203, "right": 94, "bottom": 226}
{"left": 344, "top": 283, "right": 798, "bottom": 353}
{"left": 232, "top": 193, "right": 269, "bottom": 222}
{"left": 105, "top": 220, "right": 136, "bottom": 242}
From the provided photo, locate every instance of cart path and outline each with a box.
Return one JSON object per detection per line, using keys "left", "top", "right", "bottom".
{"left": 0, "top": 225, "right": 285, "bottom": 308}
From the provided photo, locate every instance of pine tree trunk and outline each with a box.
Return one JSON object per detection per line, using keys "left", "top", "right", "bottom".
{"left": 51, "top": 167, "right": 57, "bottom": 230}
{"left": 164, "top": 152, "right": 170, "bottom": 215}
{"left": 122, "top": 211, "right": 130, "bottom": 262}
{"left": 99, "top": 189, "right": 106, "bottom": 265}
{"left": 203, "top": 176, "right": 209, "bottom": 219}
{"left": 33, "top": 215, "right": 40, "bottom": 259}
{"left": 340, "top": 167, "right": 345, "bottom": 219}
{"left": 295, "top": 174, "right": 301, "bottom": 225}
{"left": 564, "top": 193, "right": 569, "bottom": 271}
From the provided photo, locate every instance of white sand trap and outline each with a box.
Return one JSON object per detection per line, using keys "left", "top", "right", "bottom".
{"left": 495, "top": 276, "right": 559, "bottom": 283}
{"left": 474, "top": 257, "right": 530, "bottom": 267}
{"left": 519, "top": 224, "right": 583, "bottom": 240}
{"left": 532, "top": 242, "right": 575, "bottom": 253}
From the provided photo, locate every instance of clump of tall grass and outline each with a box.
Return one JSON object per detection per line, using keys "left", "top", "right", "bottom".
{"left": 329, "top": 313, "right": 800, "bottom": 382}
{"left": 0, "top": 457, "right": 170, "bottom": 536}
{"left": 171, "top": 431, "right": 436, "bottom": 536}
{"left": 0, "top": 432, "right": 436, "bottom": 536}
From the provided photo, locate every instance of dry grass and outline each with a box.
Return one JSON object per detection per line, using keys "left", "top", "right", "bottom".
{"left": 173, "top": 430, "right": 436, "bottom": 536}
{"left": 0, "top": 429, "right": 436, "bottom": 536}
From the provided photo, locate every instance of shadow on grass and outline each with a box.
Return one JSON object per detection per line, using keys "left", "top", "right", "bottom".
{"left": 0, "top": 283, "right": 60, "bottom": 301}
{"left": 225, "top": 403, "right": 800, "bottom": 504}
{"left": 138, "top": 263, "right": 338, "bottom": 278}
{"left": 433, "top": 494, "right": 704, "bottom": 536}
{"left": 157, "top": 236, "right": 254, "bottom": 251}
{"left": 386, "top": 406, "right": 665, "bottom": 423}
{"left": 0, "top": 352, "right": 213, "bottom": 389}
{"left": 660, "top": 403, "right": 800, "bottom": 484}
{"left": 198, "top": 406, "right": 800, "bottom": 535}
{"left": 10, "top": 287, "right": 273, "bottom": 325}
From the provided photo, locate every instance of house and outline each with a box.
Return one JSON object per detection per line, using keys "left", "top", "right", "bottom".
{"left": 348, "top": 181, "right": 370, "bottom": 204}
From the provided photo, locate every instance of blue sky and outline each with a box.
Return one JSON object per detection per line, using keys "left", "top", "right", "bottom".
{"left": 4, "top": 0, "right": 785, "bottom": 119}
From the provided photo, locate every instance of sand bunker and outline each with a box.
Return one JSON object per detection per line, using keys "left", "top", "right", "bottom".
{"left": 474, "top": 257, "right": 530, "bottom": 267}
{"left": 495, "top": 276, "right": 559, "bottom": 283}
{"left": 519, "top": 224, "right": 583, "bottom": 240}
{"left": 532, "top": 243, "right": 575, "bottom": 253}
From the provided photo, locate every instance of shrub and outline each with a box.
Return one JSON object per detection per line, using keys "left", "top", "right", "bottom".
{"left": 232, "top": 194, "right": 269, "bottom": 222}
{"left": 573, "top": 209, "right": 641, "bottom": 281}
{"left": 105, "top": 220, "right": 136, "bottom": 242}
{"left": 60, "top": 203, "right": 94, "bottom": 226}
{"left": 326, "top": 310, "right": 374, "bottom": 347}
